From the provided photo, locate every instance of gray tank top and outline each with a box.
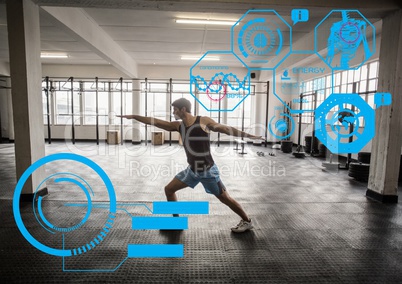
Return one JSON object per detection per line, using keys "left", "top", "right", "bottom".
{"left": 179, "top": 116, "right": 215, "bottom": 172}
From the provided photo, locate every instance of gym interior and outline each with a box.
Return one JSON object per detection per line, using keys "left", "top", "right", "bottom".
{"left": 1, "top": 0, "right": 402, "bottom": 283}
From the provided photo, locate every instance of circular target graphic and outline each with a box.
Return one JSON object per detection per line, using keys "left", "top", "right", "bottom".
{"left": 13, "top": 153, "right": 117, "bottom": 257}
{"left": 315, "top": 94, "right": 375, "bottom": 153}
{"left": 245, "top": 25, "right": 276, "bottom": 56}
{"left": 329, "top": 108, "right": 360, "bottom": 138}
{"left": 33, "top": 173, "right": 93, "bottom": 234}
{"left": 339, "top": 21, "right": 361, "bottom": 44}
{"left": 275, "top": 119, "right": 288, "bottom": 133}
{"left": 238, "top": 18, "right": 282, "bottom": 59}
{"left": 206, "top": 80, "right": 227, "bottom": 102}
{"left": 269, "top": 113, "right": 295, "bottom": 140}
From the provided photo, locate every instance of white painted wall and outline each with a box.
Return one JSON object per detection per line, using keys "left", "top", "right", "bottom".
{"left": 0, "top": 79, "right": 8, "bottom": 138}
{"left": 0, "top": 61, "right": 10, "bottom": 76}
{"left": 0, "top": 77, "right": 13, "bottom": 140}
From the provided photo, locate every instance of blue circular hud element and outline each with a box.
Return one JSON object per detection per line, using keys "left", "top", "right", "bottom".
{"left": 269, "top": 113, "right": 295, "bottom": 140}
{"left": 315, "top": 94, "right": 375, "bottom": 153}
{"left": 33, "top": 173, "right": 93, "bottom": 233}
{"left": 13, "top": 153, "right": 117, "bottom": 257}
{"left": 275, "top": 119, "right": 288, "bottom": 133}
{"left": 238, "top": 18, "right": 278, "bottom": 58}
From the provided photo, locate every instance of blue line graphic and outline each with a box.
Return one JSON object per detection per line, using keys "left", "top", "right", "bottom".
{"left": 33, "top": 172, "right": 95, "bottom": 235}
{"left": 37, "top": 177, "right": 92, "bottom": 233}
{"left": 64, "top": 203, "right": 153, "bottom": 214}
{"left": 153, "top": 201, "right": 209, "bottom": 214}
{"left": 127, "top": 244, "right": 184, "bottom": 258}
{"left": 132, "top": 217, "right": 188, "bottom": 230}
{"left": 63, "top": 234, "right": 129, "bottom": 273}
{"left": 276, "top": 28, "right": 282, "bottom": 55}
{"left": 13, "top": 153, "right": 117, "bottom": 257}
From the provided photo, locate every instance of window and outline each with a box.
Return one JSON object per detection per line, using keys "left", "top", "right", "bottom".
{"left": 83, "top": 81, "right": 109, "bottom": 125}
{"left": 296, "top": 60, "right": 379, "bottom": 128}
{"left": 140, "top": 82, "right": 169, "bottom": 138}
{"left": 148, "top": 82, "right": 168, "bottom": 120}
{"left": 42, "top": 81, "right": 51, "bottom": 124}
{"left": 359, "top": 80, "right": 367, "bottom": 93}
{"left": 367, "top": 93, "right": 375, "bottom": 109}
{"left": 54, "top": 80, "right": 81, "bottom": 125}
{"left": 368, "top": 61, "right": 378, "bottom": 79}
{"left": 124, "top": 82, "right": 133, "bottom": 115}
{"left": 227, "top": 92, "right": 247, "bottom": 128}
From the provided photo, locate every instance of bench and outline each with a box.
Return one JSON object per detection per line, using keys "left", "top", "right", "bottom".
{"left": 234, "top": 138, "right": 247, "bottom": 155}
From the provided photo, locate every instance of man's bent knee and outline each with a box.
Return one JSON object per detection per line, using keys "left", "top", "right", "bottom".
{"left": 164, "top": 185, "right": 174, "bottom": 196}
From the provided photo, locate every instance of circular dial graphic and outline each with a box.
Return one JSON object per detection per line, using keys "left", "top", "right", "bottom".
{"left": 13, "top": 153, "right": 117, "bottom": 257}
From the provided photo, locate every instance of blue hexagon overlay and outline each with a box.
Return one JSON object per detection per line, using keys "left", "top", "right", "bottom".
{"left": 190, "top": 51, "right": 251, "bottom": 112}
{"left": 315, "top": 10, "right": 375, "bottom": 70}
{"left": 315, "top": 94, "right": 375, "bottom": 153}
{"left": 273, "top": 53, "right": 330, "bottom": 108}
{"left": 231, "top": 10, "right": 292, "bottom": 70}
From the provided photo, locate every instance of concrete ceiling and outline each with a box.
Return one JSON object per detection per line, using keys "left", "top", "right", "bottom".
{"left": 0, "top": 0, "right": 400, "bottom": 70}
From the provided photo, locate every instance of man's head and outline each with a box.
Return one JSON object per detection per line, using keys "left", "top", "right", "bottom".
{"left": 172, "top": 98, "right": 191, "bottom": 120}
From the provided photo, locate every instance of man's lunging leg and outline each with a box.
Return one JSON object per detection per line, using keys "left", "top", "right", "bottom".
{"left": 164, "top": 177, "right": 188, "bottom": 217}
{"left": 216, "top": 191, "right": 253, "bottom": 233}
{"left": 164, "top": 177, "right": 188, "bottom": 201}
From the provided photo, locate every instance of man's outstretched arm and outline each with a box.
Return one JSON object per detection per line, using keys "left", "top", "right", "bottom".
{"left": 118, "top": 115, "right": 180, "bottom": 132}
{"left": 202, "top": 116, "right": 263, "bottom": 139}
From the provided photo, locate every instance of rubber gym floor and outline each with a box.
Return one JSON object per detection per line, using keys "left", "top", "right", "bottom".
{"left": 1, "top": 141, "right": 402, "bottom": 283}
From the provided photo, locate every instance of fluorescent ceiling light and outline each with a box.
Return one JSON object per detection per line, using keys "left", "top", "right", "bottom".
{"left": 175, "top": 19, "right": 237, "bottom": 26}
{"left": 41, "top": 53, "right": 69, "bottom": 58}
{"left": 181, "top": 56, "right": 220, "bottom": 61}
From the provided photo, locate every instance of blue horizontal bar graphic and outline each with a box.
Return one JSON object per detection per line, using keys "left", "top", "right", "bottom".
{"left": 251, "top": 60, "right": 268, "bottom": 63}
{"left": 128, "top": 244, "right": 184, "bottom": 258}
{"left": 132, "top": 217, "right": 188, "bottom": 230}
{"left": 153, "top": 201, "right": 209, "bottom": 214}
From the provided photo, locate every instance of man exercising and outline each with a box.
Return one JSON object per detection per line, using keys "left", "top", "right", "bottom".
{"left": 119, "top": 98, "right": 262, "bottom": 233}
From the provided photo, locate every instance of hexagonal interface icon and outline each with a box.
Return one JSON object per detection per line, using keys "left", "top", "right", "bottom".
{"left": 273, "top": 53, "right": 330, "bottom": 107}
{"left": 315, "top": 10, "right": 375, "bottom": 70}
{"left": 190, "top": 51, "right": 250, "bottom": 112}
{"left": 231, "top": 10, "right": 291, "bottom": 70}
{"left": 315, "top": 93, "right": 375, "bottom": 153}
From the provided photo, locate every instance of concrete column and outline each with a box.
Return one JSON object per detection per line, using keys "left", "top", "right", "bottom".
{"left": 6, "top": 0, "right": 46, "bottom": 198}
{"left": 7, "top": 78, "right": 14, "bottom": 141}
{"left": 0, "top": 79, "right": 6, "bottom": 140}
{"left": 367, "top": 10, "right": 402, "bottom": 203}
{"left": 132, "top": 80, "right": 141, "bottom": 143}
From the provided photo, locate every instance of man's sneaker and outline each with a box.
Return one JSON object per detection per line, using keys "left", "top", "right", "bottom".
{"left": 231, "top": 219, "right": 253, "bottom": 233}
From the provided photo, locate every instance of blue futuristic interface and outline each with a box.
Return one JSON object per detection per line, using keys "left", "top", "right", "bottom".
{"left": 13, "top": 153, "right": 209, "bottom": 272}
{"left": 13, "top": 8, "right": 392, "bottom": 273}
{"left": 188, "top": 8, "right": 389, "bottom": 153}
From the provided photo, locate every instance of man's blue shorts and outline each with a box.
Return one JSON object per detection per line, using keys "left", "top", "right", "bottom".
{"left": 175, "top": 164, "right": 226, "bottom": 196}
